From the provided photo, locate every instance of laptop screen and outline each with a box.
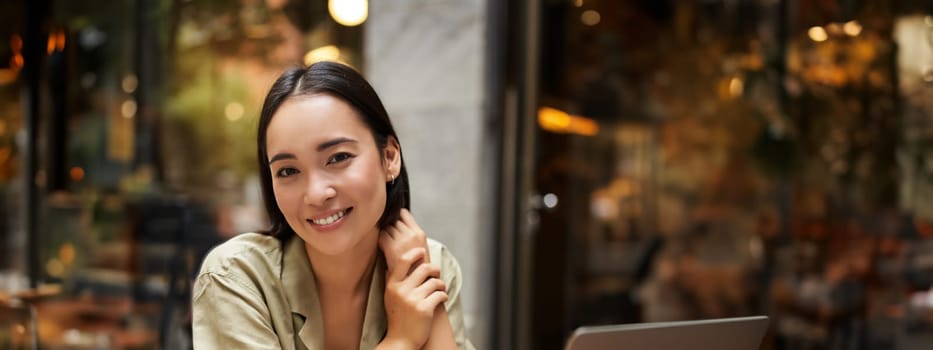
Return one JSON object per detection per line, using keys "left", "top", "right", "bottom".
{"left": 565, "top": 316, "right": 770, "bottom": 350}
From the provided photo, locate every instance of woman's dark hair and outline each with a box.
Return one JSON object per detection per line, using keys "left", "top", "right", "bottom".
{"left": 256, "top": 61, "right": 410, "bottom": 240}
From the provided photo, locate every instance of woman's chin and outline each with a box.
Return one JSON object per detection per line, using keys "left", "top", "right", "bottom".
{"left": 294, "top": 219, "right": 380, "bottom": 258}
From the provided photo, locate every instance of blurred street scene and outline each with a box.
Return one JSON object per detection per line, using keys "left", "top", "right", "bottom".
{"left": 1, "top": 1, "right": 932, "bottom": 349}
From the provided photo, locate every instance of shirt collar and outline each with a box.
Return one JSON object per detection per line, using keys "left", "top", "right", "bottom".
{"left": 281, "top": 236, "right": 387, "bottom": 349}
{"left": 361, "top": 255, "right": 387, "bottom": 349}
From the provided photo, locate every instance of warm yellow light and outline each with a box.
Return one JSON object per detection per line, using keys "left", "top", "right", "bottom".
{"left": 46, "top": 258, "right": 64, "bottom": 278}
{"left": 69, "top": 167, "right": 84, "bottom": 182}
{"left": 329, "top": 0, "right": 368, "bottom": 27}
{"left": 574, "top": 0, "right": 583, "bottom": 7}
{"left": 121, "top": 100, "right": 137, "bottom": 118}
{"left": 59, "top": 243, "right": 76, "bottom": 265}
{"left": 538, "top": 107, "right": 599, "bottom": 136}
{"left": 609, "top": 178, "right": 637, "bottom": 198}
{"left": 42, "top": 30, "right": 67, "bottom": 53}
{"left": 843, "top": 20, "right": 862, "bottom": 37}
{"left": 581, "top": 10, "right": 601, "bottom": 26}
{"left": 538, "top": 107, "right": 572, "bottom": 130}
{"left": 11, "top": 54, "right": 23, "bottom": 69}
{"left": 122, "top": 74, "right": 138, "bottom": 93}
{"left": 225, "top": 102, "right": 245, "bottom": 121}
{"left": 304, "top": 45, "right": 342, "bottom": 65}
{"left": 808, "top": 26, "right": 828, "bottom": 42}
{"left": 729, "top": 76, "right": 744, "bottom": 97}
{"left": 571, "top": 118, "right": 599, "bottom": 136}
{"left": 55, "top": 31, "right": 66, "bottom": 51}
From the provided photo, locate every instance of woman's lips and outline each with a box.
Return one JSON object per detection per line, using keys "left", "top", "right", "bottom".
{"left": 307, "top": 207, "right": 352, "bottom": 232}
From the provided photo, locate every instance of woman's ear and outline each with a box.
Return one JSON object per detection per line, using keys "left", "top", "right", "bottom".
{"left": 384, "top": 136, "right": 402, "bottom": 180}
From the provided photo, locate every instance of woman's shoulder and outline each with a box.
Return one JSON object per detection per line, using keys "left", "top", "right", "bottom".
{"left": 197, "top": 232, "right": 284, "bottom": 277}
{"left": 426, "top": 237, "right": 449, "bottom": 261}
{"left": 426, "top": 238, "right": 462, "bottom": 277}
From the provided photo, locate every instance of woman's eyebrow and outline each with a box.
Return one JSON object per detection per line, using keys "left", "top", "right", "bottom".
{"left": 316, "top": 137, "right": 357, "bottom": 151}
{"left": 268, "top": 152, "right": 296, "bottom": 165}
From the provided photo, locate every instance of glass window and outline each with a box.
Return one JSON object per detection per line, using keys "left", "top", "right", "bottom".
{"left": 528, "top": 1, "right": 933, "bottom": 349}
{"left": 0, "top": 0, "right": 26, "bottom": 291}
{"left": 2, "top": 1, "right": 363, "bottom": 348}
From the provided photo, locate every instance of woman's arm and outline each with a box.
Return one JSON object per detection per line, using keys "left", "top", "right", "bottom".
{"left": 192, "top": 272, "right": 282, "bottom": 349}
{"left": 422, "top": 308, "right": 457, "bottom": 349}
{"left": 424, "top": 242, "right": 474, "bottom": 350}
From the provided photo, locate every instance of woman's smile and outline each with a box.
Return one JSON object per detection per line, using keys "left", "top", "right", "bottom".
{"left": 307, "top": 207, "right": 354, "bottom": 232}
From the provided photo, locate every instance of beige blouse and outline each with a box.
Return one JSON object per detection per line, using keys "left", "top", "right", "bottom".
{"left": 192, "top": 233, "right": 474, "bottom": 350}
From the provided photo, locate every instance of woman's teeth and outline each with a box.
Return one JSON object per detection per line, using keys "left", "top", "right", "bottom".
{"left": 312, "top": 210, "right": 346, "bottom": 225}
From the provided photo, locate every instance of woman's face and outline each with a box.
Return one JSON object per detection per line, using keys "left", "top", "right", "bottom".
{"left": 266, "top": 94, "right": 399, "bottom": 257}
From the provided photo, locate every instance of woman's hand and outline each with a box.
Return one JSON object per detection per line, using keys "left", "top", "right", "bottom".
{"left": 379, "top": 209, "right": 447, "bottom": 349}
{"left": 381, "top": 209, "right": 431, "bottom": 268}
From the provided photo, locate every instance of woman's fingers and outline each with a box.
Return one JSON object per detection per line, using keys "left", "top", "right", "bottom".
{"left": 381, "top": 211, "right": 431, "bottom": 271}
{"left": 382, "top": 264, "right": 448, "bottom": 348}
{"left": 379, "top": 225, "right": 406, "bottom": 263}
{"left": 406, "top": 277, "right": 448, "bottom": 317}
{"left": 418, "top": 290, "right": 449, "bottom": 315}
{"left": 390, "top": 247, "right": 427, "bottom": 282}
{"left": 398, "top": 209, "right": 415, "bottom": 228}
{"left": 399, "top": 210, "right": 426, "bottom": 238}
{"left": 403, "top": 262, "right": 441, "bottom": 289}
{"left": 395, "top": 209, "right": 430, "bottom": 263}
{"left": 411, "top": 277, "right": 446, "bottom": 297}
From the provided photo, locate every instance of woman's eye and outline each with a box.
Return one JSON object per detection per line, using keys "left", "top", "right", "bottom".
{"left": 275, "top": 167, "right": 299, "bottom": 178}
{"left": 327, "top": 152, "right": 354, "bottom": 165}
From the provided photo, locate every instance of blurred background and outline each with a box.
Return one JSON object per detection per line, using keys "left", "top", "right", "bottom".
{"left": 1, "top": 0, "right": 932, "bottom": 349}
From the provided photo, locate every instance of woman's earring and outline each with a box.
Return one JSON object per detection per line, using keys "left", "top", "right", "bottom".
{"left": 389, "top": 174, "right": 395, "bottom": 186}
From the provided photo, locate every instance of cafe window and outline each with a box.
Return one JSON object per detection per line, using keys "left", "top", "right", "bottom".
{"left": 0, "top": 0, "right": 25, "bottom": 275}
{"left": 1, "top": 1, "right": 363, "bottom": 348}
{"left": 524, "top": 1, "right": 933, "bottom": 349}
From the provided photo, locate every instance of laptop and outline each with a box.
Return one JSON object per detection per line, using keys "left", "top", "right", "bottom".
{"left": 565, "top": 315, "right": 769, "bottom": 350}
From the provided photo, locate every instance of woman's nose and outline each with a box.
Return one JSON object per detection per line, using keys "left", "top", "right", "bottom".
{"left": 303, "top": 174, "right": 336, "bottom": 206}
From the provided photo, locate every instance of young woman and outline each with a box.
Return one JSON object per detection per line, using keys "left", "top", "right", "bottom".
{"left": 192, "top": 61, "right": 474, "bottom": 350}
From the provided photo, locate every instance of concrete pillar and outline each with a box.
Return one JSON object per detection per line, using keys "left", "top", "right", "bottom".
{"left": 365, "top": 0, "right": 490, "bottom": 348}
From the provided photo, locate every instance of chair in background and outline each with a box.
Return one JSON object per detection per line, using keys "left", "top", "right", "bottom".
{"left": 67, "top": 194, "right": 223, "bottom": 350}
{"left": 128, "top": 196, "right": 222, "bottom": 350}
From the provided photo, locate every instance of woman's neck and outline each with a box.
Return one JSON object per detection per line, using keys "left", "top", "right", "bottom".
{"left": 304, "top": 231, "right": 379, "bottom": 296}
